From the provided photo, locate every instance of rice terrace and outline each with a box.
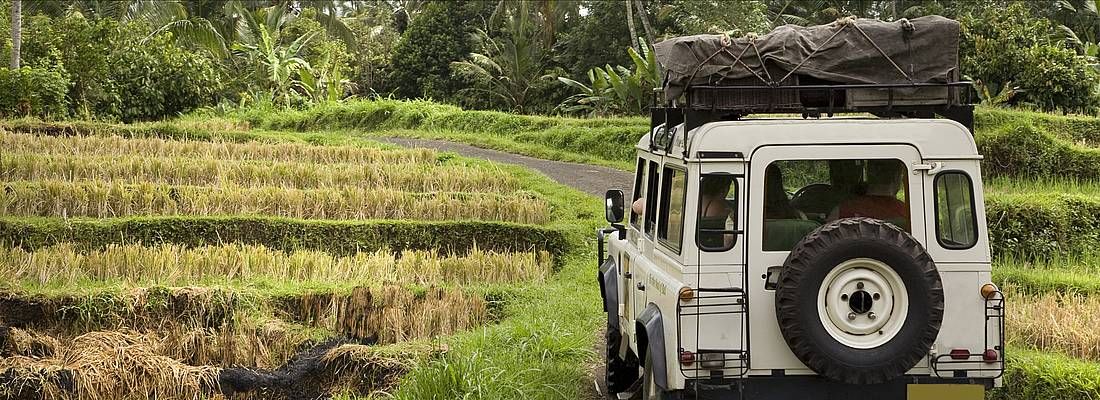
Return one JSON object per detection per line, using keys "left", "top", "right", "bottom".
{"left": 4, "top": 1, "right": 1100, "bottom": 399}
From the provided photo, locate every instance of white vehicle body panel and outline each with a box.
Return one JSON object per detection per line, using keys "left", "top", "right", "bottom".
{"left": 607, "top": 118, "right": 1000, "bottom": 390}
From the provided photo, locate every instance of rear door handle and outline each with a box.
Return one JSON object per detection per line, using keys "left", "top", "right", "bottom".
{"left": 636, "top": 282, "right": 645, "bottom": 291}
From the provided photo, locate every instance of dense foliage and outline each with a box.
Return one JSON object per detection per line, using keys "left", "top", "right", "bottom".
{"left": 961, "top": 3, "right": 1100, "bottom": 112}
{"left": 0, "top": 66, "right": 68, "bottom": 118}
{"left": 14, "top": 14, "right": 217, "bottom": 121}
{"left": 4, "top": 0, "right": 1100, "bottom": 119}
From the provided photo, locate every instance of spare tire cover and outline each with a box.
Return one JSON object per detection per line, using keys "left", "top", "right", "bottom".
{"left": 775, "top": 217, "right": 944, "bottom": 384}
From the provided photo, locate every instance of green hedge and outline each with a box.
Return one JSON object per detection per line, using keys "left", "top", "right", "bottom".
{"left": 0, "top": 67, "right": 68, "bottom": 119}
{"left": 977, "top": 108, "right": 1100, "bottom": 147}
{"left": 239, "top": 99, "right": 649, "bottom": 165}
{"left": 0, "top": 216, "right": 570, "bottom": 260}
{"left": 986, "top": 193, "right": 1100, "bottom": 258}
{"left": 993, "top": 349, "right": 1100, "bottom": 400}
{"left": 977, "top": 122, "right": 1100, "bottom": 181}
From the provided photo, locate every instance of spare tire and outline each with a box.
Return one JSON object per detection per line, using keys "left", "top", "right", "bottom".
{"left": 775, "top": 217, "right": 943, "bottom": 384}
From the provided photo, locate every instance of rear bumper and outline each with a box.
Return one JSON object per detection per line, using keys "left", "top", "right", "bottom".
{"left": 676, "top": 375, "right": 993, "bottom": 400}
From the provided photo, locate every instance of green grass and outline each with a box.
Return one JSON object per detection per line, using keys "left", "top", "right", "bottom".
{"left": 977, "top": 107, "right": 1100, "bottom": 147}
{"left": 986, "top": 176, "right": 1100, "bottom": 195}
{"left": 993, "top": 348, "right": 1100, "bottom": 400}
{"left": 225, "top": 99, "right": 647, "bottom": 171}
{"left": 994, "top": 252, "right": 1100, "bottom": 296}
{"left": 985, "top": 192, "right": 1100, "bottom": 259}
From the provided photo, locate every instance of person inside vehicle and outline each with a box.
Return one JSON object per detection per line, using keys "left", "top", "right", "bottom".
{"left": 788, "top": 160, "right": 862, "bottom": 221}
{"left": 828, "top": 159, "right": 909, "bottom": 227}
{"left": 762, "top": 164, "right": 821, "bottom": 251}
{"left": 764, "top": 164, "right": 802, "bottom": 220}
{"left": 698, "top": 175, "right": 735, "bottom": 248}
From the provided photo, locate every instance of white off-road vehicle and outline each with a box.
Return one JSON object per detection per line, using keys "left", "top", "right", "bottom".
{"left": 596, "top": 16, "right": 1004, "bottom": 400}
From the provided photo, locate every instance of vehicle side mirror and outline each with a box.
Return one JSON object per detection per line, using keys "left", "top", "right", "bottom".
{"left": 605, "top": 189, "right": 625, "bottom": 223}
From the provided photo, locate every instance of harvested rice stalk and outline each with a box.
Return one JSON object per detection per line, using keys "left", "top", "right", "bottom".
{"left": 0, "top": 180, "right": 551, "bottom": 224}
{"left": 1010, "top": 292, "right": 1100, "bottom": 361}
{"left": 0, "top": 243, "right": 552, "bottom": 288}
{"left": 1, "top": 153, "right": 519, "bottom": 192}
{"left": 2, "top": 132, "right": 436, "bottom": 165}
{"left": 284, "top": 286, "right": 488, "bottom": 344}
{"left": 0, "top": 330, "right": 220, "bottom": 400}
{"left": 0, "top": 288, "right": 243, "bottom": 333}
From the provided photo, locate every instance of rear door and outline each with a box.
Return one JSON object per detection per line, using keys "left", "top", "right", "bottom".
{"left": 746, "top": 144, "right": 926, "bottom": 372}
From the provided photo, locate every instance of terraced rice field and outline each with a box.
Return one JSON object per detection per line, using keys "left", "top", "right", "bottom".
{"left": 0, "top": 124, "right": 590, "bottom": 399}
{"left": 6, "top": 102, "right": 1100, "bottom": 399}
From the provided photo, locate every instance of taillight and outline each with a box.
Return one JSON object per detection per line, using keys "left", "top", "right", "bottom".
{"left": 981, "top": 283, "right": 999, "bottom": 299}
{"left": 982, "top": 349, "right": 999, "bottom": 363}
{"left": 679, "top": 350, "right": 695, "bottom": 366}
{"left": 949, "top": 349, "right": 971, "bottom": 360}
{"left": 678, "top": 287, "right": 694, "bottom": 303}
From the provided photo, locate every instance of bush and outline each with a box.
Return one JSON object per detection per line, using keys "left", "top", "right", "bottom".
{"left": 960, "top": 4, "right": 1100, "bottom": 112}
{"left": 0, "top": 216, "right": 571, "bottom": 260}
{"left": 0, "top": 67, "right": 69, "bottom": 118}
{"left": 985, "top": 193, "right": 1100, "bottom": 258}
{"left": 977, "top": 122, "right": 1100, "bottom": 181}
{"left": 387, "top": 2, "right": 485, "bottom": 101}
{"left": 18, "top": 14, "right": 219, "bottom": 121}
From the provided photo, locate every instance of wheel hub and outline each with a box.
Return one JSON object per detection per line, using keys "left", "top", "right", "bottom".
{"left": 817, "top": 258, "right": 909, "bottom": 349}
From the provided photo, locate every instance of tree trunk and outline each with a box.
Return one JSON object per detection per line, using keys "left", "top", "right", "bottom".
{"left": 11, "top": 0, "right": 21, "bottom": 69}
{"left": 634, "top": 0, "right": 655, "bottom": 48}
{"left": 625, "top": 0, "right": 639, "bottom": 52}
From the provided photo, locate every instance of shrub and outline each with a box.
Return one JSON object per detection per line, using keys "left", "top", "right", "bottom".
{"left": 960, "top": 3, "right": 1100, "bottom": 112}
{"left": 977, "top": 122, "right": 1100, "bottom": 181}
{"left": 386, "top": 1, "right": 486, "bottom": 101}
{"left": 0, "top": 216, "right": 571, "bottom": 260}
{"left": 985, "top": 193, "right": 1100, "bottom": 258}
{"left": 18, "top": 14, "right": 219, "bottom": 121}
{"left": 0, "top": 67, "right": 68, "bottom": 118}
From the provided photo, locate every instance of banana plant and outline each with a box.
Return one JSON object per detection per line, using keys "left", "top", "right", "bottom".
{"left": 556, "top": 38, "right": 660, "bottom": 116}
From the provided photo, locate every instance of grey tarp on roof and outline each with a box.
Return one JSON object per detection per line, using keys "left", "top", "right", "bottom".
{"left": 654, "top": 16, "right": 960, "bottom": 101}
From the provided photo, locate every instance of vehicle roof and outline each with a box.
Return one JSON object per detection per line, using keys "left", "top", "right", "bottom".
{"left": 637, "top": 118, "right": 979, "bottom": 160}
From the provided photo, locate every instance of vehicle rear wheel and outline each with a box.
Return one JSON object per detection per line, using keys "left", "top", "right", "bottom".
{"left": 775, "top": 217, "right": 944, "bottom": 384}
{"left": 606, "top": 325, "right": 639, "bottom": 396}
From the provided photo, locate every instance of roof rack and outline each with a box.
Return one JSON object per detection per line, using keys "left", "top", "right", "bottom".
{"left": 648, "top": 81, "right": 976, "bottom": 155}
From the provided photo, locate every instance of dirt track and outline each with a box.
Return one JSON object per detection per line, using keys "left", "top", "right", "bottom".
{"left": 377, "top": 138, "right": 633, "bottom": 197}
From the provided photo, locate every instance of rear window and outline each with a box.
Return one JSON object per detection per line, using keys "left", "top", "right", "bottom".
{"left": 764, "top": 159, "right": 910, "bottom": 251}
{"left": 934, "top": 172, "right": 978, "bottom": 249}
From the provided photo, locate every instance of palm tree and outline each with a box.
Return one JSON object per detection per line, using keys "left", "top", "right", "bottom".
{"left": 634, "top": 0, "right": 655, "bottom": 47}
{"left": 625, "top": 0, "right": 639, "bottom": 51}
{"left": 11, "top": 0, "right": 20, "bottom": 69}
{"left": 25, "top": 0, "right": 354, "bottom": 59}
{"left": 452, "top": 1, "right": 548, "bottom": 112}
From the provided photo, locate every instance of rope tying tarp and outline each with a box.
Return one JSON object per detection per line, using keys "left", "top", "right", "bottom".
{"left": 654, "top": 15, "right": 960, "bottom": 101}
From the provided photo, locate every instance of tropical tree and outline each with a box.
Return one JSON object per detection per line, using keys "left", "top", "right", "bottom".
{"left": 452, "top": 2, "right": 548, "bottom": 112}
{"left": 557, "top": 39, "right": 660, "bottom": 115}
{"left": 231, "top": 5, "right": 317, "bottom": 105}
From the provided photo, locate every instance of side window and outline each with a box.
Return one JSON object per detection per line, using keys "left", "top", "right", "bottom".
{"left": 658, "top": 166, "right": 688, "bottom": 252}
{"left": 934, "top": 172, "right": 978, "bottom": 249}
{"left": 697, "top": 174, "right": 739, "bottom": 251}
{"left": 764, "top": 159, "right": 910, "bottom": 251}
{"left": 630, "top": 158, "right": 646, "bottom": 230}
{"left": 644, "top": 160, "right": 660, "bottom": 237}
